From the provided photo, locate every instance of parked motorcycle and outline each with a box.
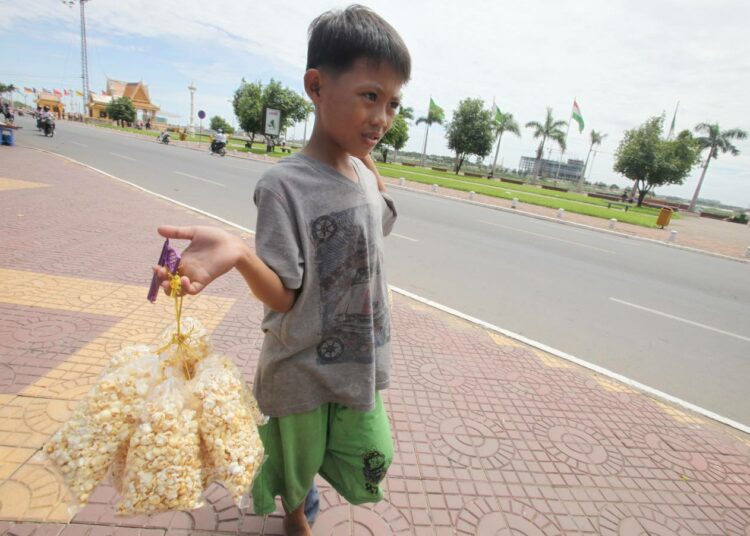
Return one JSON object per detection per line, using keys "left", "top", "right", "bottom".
{"left": 156, "top": 131, "right": 171, "bottom": 144}
{"left": 210, "top": 139, "right": 227, "bottom": 157}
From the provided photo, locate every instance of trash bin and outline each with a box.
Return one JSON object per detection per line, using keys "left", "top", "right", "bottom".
{"left": 657, "top": 207, "right": 673, "bottom": 228}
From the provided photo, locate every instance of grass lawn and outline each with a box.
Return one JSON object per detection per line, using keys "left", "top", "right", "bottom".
{"left": 375, "top": 162, "right": 669, "bottom": 228}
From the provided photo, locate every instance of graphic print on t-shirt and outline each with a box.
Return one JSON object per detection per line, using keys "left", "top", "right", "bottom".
{"left": 311, "top": 206, "right": 390, "bottom": 365}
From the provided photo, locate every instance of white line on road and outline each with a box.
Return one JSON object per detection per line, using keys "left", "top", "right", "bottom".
{"left": 70, "top": 141, "right": 88, "bottom": 147}
{"left": 527, "top": 218, "right": 640, "bottom": 246}
{"left": 480, "top": 220, "right": 615, "bottom": 254}
{"left": 391, "top": 233, "right": 418, "bottom": 242}
{"left": 109, "top": 152, "right": 135, "bottom": 161}
{"left": 610, "top": 297, "right": 750, "bottom": 343}
{"left": 174, "top": 171, "right": 226, "bottom": 187}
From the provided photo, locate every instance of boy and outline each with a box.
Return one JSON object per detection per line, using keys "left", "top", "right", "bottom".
{"left": 153, "top": 5, "right": 410, "bottom": 535}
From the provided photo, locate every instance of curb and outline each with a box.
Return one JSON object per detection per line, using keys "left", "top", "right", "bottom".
{"left": 21, "top": 146, "right": 750, "bottom": 436}
{"left": 386, "top": 182, "right": 750, "bottom": 265}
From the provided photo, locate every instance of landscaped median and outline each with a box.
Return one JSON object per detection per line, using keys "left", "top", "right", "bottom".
{"left": 375, "top": 162, "right": 676, "bottom": 228}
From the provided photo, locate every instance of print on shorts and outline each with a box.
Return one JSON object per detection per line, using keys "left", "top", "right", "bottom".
{"left": 362, "top": 449, "right": 387, "bottom": 494}
{"left": 311, "top": 206, "right": 390, "bottom": 365}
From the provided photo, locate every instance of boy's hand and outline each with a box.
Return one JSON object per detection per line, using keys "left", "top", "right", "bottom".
{"left": 152, "top": 225, "right": 246, "bottom": 296}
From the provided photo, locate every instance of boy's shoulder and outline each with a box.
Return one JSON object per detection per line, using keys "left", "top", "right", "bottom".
{"left": 256, "top": 153, "right": 310, "bottom": 193}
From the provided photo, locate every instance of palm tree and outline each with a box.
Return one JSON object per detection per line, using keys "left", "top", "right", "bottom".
{"left": 489, "top": 112, "right": 520, "bottom": 177}
{"left": 416, "top": 106, "right": 445, "bottom": 166}
{"left": 689, "top": 123, "right": 747, "bottom": 212}
{"left": 525, "top": 108, "right": 567, "bottom": 181}
{"left": 398, "top": 105, "right": 414, "bottom": 122}
{"left": 577, "top": 130, "right": 607, "bottom": 191}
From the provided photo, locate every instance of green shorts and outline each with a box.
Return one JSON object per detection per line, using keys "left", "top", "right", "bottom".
{"left": 251, "top": 392, "right": 393, "bottom": 515}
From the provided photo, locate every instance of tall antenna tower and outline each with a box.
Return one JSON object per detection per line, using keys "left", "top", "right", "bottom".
{"left": 63, "top": 0, "right": 91, "bottom": 110}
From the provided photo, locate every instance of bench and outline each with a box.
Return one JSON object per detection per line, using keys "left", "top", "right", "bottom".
{"left": 607, "top": 202, "right": 630, "bottom": 211}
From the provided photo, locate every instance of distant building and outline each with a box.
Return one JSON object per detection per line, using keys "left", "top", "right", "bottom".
{"left": 88, "top": 78, "right": 159, "bottom": 121}
{"left": 35, "top": 92, "right": 65, "bottom": 118}
{"left": 519, "top": 156, "right": 584, "bottom": 181}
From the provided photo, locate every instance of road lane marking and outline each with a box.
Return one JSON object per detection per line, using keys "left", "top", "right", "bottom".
{"left": 610, "top": 297, "right": 750, "bottom": 343}
{"left": 480, "top": 220, "right": 615, "bottom": 254}
{"left": 109, "top": 152, "right": 135, "bottom": 161}
{"left": 174, "top": 171, "right": 226, "bottom": 187}
{"left": 69, "top": 141, "right": 88, "bottom": 147}
{"left": 391, "top": 233, "right": 418, "bottom": 242}
{"left": 527, "top": 218, "right": 641, "bottom": 246}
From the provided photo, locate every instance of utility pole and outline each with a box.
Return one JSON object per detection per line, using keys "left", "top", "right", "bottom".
{"left": 188, "top": 82, "right": 196, "bottom": 134}
{"left": 63, "top": 0, "right": 91, "bottom": 115}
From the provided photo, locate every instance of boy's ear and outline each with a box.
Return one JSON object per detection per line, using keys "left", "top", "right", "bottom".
{"left": 303, "top": 69, "right": 323, "bottom": 103}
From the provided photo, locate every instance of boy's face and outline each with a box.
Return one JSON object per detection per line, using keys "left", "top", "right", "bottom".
{"left": 306, "top": 58, "right": 403, "bottom": 160}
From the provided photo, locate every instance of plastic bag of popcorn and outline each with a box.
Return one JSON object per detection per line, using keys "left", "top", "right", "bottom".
{"left": 43, "top": 353, "right": 161, "bottom": 507}
{"left": 156, "top": 316, "right": 211, "bottom": 379}
{"left": 192, "top": 354, "right": 265, "bottom": 506}
{"left": 117, "top": 376, "right": 205, "bottom": 516}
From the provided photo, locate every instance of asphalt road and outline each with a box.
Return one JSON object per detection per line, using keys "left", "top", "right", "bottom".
{"left": 14, "top": 116, "right": 750, "bottom": 427}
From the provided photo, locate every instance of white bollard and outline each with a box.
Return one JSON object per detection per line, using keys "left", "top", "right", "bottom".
{"left": 511, "top": 197, "right": 518, "bottom": 209}
{"left": 399, "top": 177, "right": 405, "bottom": 186}
{"left": 557, "top": 208, "right": 565, "bottom": 219}
{"left": 469, "top": 191, "right": 475, "bottom": 200}
{"left": 668, "top": 230, "right": 678, "bottom": 242}
{"left": 431, "top": 184, "right": 438, "bottom": 193}
{"left": 609, "top": 218, "right": 617, "bottom": 230}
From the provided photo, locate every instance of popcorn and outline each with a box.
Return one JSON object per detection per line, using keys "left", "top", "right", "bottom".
{"left": 192, "top": 355, "right": 265, "bottom": 504}
{"left": 117, "top": 378, "right": 204, "bottom": 515}
{"left": 44, "top": 355, "right": 161, "bottom": 505}
{"left": 44, "top": 312, "right": 266, "bottom": 515}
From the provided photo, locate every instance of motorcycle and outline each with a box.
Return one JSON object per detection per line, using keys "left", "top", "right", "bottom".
{"left": 42, "top": 116, "right": 55, "bottom": 137}
{"left": 210, "top": 139, "right": 227, "bottom": 157}
{"left": 156, "top": 131, "right": 171, "bottom": 144}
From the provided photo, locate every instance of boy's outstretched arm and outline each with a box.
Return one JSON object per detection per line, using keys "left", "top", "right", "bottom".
{"left": 153, "top": 225, "right": 296, "bottom": 313}
{"left": 362, "top": 153, "right": 387, "bottom": 192}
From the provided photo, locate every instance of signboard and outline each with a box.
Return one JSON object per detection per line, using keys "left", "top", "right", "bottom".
{"left": 263, "top": 107, "right": 281, "bottom": 136}
{"left": 197, "top": 110, "right": 206, "bottom": 119}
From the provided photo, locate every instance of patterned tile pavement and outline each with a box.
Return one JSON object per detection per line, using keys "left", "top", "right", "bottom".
{"left": 0, "top": 145, "right": 748, "bottom": 535}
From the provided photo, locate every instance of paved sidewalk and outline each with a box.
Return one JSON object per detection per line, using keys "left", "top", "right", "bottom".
{"left": 1, "top": 145, "right": 749, "bottom": 535}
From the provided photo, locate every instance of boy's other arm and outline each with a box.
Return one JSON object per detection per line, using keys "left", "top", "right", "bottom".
{"left": 362, "top": 153, "right": 387, "bottom": 192}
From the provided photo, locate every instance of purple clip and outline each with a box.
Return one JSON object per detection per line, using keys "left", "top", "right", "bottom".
{"left": 147, "top": 239, "right": 182, "bottom": 302}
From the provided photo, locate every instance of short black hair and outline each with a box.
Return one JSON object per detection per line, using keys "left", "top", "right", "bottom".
{"left": 307, "top": 5, "right": 411, "bottom": 83}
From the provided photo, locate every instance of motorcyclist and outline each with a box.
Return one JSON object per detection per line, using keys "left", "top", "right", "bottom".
{"left": 211, "top": 128, "right": 228, "bottom": 153}
{"left": 157, "top": 130, "right": 171, "bottom": 144}
{"left": 41, "top": 106, "right": 55, "bottom": 136}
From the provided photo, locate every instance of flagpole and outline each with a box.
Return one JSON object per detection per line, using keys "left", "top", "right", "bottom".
{"left": 554, "top": 105, "right": 573, "bottom": 181}
{"left": 420, "top": 96, "right": 430, "bottom": 167}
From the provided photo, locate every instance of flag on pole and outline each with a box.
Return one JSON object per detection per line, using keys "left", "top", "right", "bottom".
{"left": 64, "top": 89, "right": 70, "bottom": 96}
{"left": 53, "top": 89, "right": 62, "bottom": 96}
{"left": 42, "top": 88, "right": 51, "bottom": 93}
{"left": 572, "top": 100, "right": 584, "bottom": 133}
{"left": 76, "top": 90, "right": 84, "bottom": 97}
{"left": 666, "top": 101, "right": 679, "bottom": 140}
{"left": 428, "top": 97, "right": 444, "bottom": 119}
{"left": 494, "top": 104, "right": 504, "bottom": 123}
{"left": 24, "top": 87, "right": 34, "bottom": 94}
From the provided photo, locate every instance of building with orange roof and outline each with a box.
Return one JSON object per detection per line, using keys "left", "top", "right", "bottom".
{"left": 88, "top": 78, "right": 159, "bottom": 121}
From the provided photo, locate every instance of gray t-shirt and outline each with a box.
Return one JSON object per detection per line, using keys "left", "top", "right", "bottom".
{"left": 252, "top": 152, "right": 397, "bottom": 417}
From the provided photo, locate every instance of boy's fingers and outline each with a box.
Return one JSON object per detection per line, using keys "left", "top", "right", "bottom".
{"left": 157, "top": 225, "right": 196, "bottom": 241}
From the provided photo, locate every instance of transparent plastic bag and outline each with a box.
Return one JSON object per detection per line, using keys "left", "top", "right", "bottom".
{"left": 156, "top": 317, "right": 211, "bottom": 378}
{"left": 117, "top": 376, "right": 205, "bottom": 516}
{"left": 104, "top": 344, "right": 155, "bottom": 374}
{"left": 191, "top": 354, "right": 265, "bottom": 505}
{"left": 43, "top": 354, "right": 161, "bottom": 506}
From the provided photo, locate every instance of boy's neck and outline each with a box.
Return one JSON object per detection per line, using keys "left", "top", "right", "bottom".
{"left": 301, "top": 128, "right": 357, "bottom": 182}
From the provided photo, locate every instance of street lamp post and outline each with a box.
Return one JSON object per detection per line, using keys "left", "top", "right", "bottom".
{"left": 62, "top": 0, "right": 91, "bottom": 115}
{"left": 187, "top": 81, "right": 196, "bottom": 135}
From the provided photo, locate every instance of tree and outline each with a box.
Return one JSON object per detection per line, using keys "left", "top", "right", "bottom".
{"left": 446, "top": 98, "right": 494, "bottom": 174}
{"left": 398, "top": 105, "right": 414, "bottom": 121}
{"left": 525, "top": 108, "right": 567, "bottom": 181}
{"left": 490, "top": 111, "right": 521, "bottom": 177}
{"left": 613, "top": 116, "right": 701, "bottom": 207}
{"left": 416, "top": 102, "right": 445, "bottom": 166}
{"left": 577, "top": 129, "right": 607, "bottom": 191}
{"left": 106, "top": 96, "right": 136, "bottom": 126}
{"left": 688, "top": 123, "right": 747, "bottom": 212}
{"left": 0, "top": 83, "right": 16, "bottom": 105}
{"left": 233, "top": 78, "right": 312, "bottom": 143}
{"left": 210, "top": 115, "right": 234, "bottom": 134}
{"left": 375, "top": 114, "right": 409, "bottom": 163}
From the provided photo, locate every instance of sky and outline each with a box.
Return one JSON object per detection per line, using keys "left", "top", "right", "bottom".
{"left": 2, "top": 0, "right": 749, "bottom": 208}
